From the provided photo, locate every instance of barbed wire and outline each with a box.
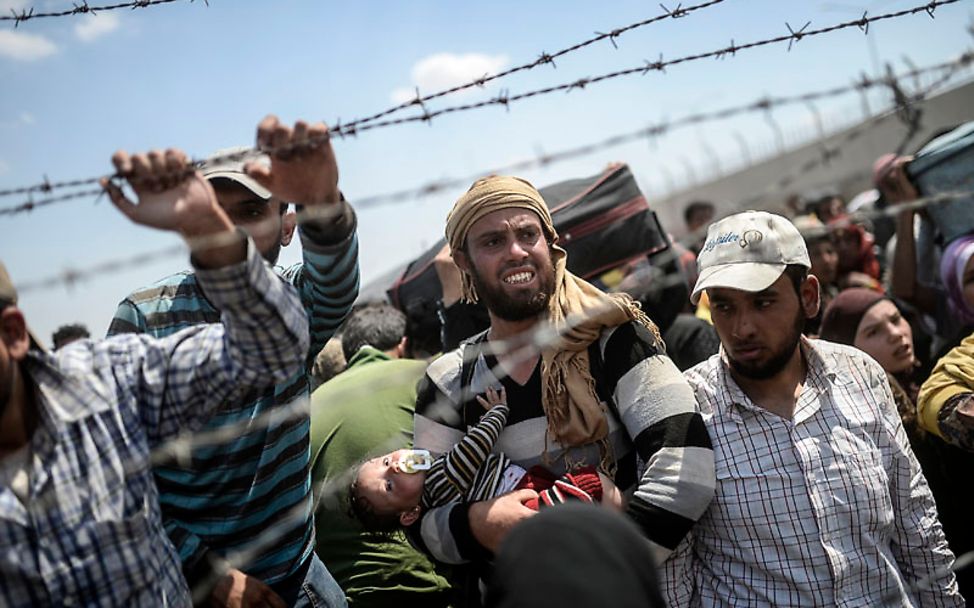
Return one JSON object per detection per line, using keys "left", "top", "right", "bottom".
{"left": 720, "top": 56, "right": 962, "bottom": 214}
{"left": 342, "top": 0, "right": 729, "bottom": 129}
{"left": 1, "top": 0, "right": 202, "bottom": 25}
{"left": 325, "top": 0, "right": 959, "bottom": 138}
{"left": 0, "top": 0, "right": 725, "bottom": 199}
{"left": 2, "top": 49, "right": 968, "bottom": 220}
{"left": 0, "top": 0, "right": 958, "bottom": 206}
{"left": 352, "top": 54, "right": 971, "bottom": 210}
{"left": 11, "top": 55, "right": 966, "bottom": 297}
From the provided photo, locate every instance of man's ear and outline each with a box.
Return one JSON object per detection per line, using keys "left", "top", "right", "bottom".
{"left": 0, "top": 308, "right": 31, "bottom": 361}
{"left": 801, "top": 274, "right": 821, "bottom": 320}
{"left": 394, "top": 337, "right": 408, "bottom": 359}
{"left": 452, "top": 247, "right": 471, "bottom": 273}
{"left": 399, "top": 505, "right": 421, "bottom": 527}
{"left": 280, "top": 208, "right": 297, "bottom": 247}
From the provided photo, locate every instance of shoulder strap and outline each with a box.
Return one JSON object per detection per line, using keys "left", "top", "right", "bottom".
{"left": 459, "top": 330, "right": 489, "bottom": 428}
{"left": 588, "top": 336, "right": 620, "bottom": 420}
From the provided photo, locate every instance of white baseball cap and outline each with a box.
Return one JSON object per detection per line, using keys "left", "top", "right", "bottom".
{"left": 200, "top": 147, "right": 272, "bottom": 200}
{"left": 690, "top": 210, "right": 810, "bottom": 305}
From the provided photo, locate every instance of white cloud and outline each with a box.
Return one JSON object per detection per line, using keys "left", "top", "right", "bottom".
{"left": 0, "top": 0, "right": 29, "bottom": 13}
{"left": 0, "top": 159, "right": 9, "bottom": 176}
{"left": 19, "top": 112, "right": 34, "bottom": 125}
{"left": 391, "top": 52, "right": 508, "bottom": 104}
{"left": 75, "top": 12, "right": 120, "bottom": 42}
{"left": 0, "top": 30, "right": 57, "bottom": 61}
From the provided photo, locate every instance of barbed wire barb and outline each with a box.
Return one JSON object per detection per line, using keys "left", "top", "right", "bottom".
{"left": 786, "top": 21, "right": 812, "bottom": 51}
{"left": 858, "top": 11, "right": 870, "bottom": 35}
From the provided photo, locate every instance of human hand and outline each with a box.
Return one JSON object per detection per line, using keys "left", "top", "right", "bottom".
{"left": 433, "top": 243, "right": 463, "bottom": 307}
{"left": 597, "top": 472, "right": 626, "bottom": 512}
{"left": 468, "top": 488, "right": 538, "bottom": 553}
{"left": 875, "top": 155, "right": 918, "bottom": 205}
{"left": 246, "top": 115, "right": 340, "bottom": 207}
{"left": 475, "top": 386, "right": 507, "bottom": 411}
{"left": 209, "top": 568, "right": 286, "bottom": 608}
{"left": 102, "top": 150, "right": 245, "bottom": 268}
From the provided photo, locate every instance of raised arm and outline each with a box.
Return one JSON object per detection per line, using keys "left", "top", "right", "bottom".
{"left": 247, "top": 115, "right": 359, "bottom": 365}
{"left": 880, "top": 156, "right": 937, "bottom": 315}
{"left": 101, "top": 148, "right": 310, "bottom": 443}
{"left": 422, "top": 390, "right": 509, "bottom": 508}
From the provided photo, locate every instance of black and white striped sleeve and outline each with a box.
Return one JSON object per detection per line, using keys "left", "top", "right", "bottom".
{"left": 601, "top": 322, "right": 716, "bottom": 558}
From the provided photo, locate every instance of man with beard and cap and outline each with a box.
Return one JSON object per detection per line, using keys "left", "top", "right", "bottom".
{"left": 663, "top": 210, "right": 962, "bottom": 606}
{"left": 108, "top": 116, "right": 358, "bottom": 608}
{"left": 0, "top": 146, "right": 311, "bottom": 606}
{"left": 410, "top": 176, "right": 715, "bottom": 600}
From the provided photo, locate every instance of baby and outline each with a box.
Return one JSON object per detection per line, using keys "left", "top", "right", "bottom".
{"left": 350, "top": 387, "right": 623, "bottom": 531}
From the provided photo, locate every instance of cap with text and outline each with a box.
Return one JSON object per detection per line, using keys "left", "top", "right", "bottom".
{"left": 690, "top": 210, "right": 810, "bottom": 305}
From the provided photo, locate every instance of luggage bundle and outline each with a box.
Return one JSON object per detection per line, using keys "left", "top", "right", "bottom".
{"left": 387, "top": 163, "right": 669, "bottom": 333}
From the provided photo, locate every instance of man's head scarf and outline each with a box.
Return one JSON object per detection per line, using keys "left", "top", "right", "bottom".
{"left": 445, "top": 175, "right": 660, "bottom": 471}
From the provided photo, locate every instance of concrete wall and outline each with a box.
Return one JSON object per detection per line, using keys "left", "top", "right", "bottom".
{"left": 657, "top": 79, "right": 974, "bottom": 238}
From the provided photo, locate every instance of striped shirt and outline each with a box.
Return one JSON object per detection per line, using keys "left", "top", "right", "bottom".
{"left": 107, "top": 215, "right": 358, "bottom": 587}
{"left": 663, "top": 339, "right": 963, "bottom": 607}
{"left": 413, "top": 321, "right": 715, "bottom": 564}
{"left": 0, "top": 242, "right": 310, "bottom": 607}
{"left": 422, "top": 404, "right": 514, "bottom": 509}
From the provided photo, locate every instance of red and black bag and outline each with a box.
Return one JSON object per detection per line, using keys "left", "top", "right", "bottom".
{"left": 387, "top": 163, "right": 668, "bottom": 323}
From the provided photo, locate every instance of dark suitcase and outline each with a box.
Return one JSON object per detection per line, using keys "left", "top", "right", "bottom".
{"left": 387, "top": 163, "right": 668, "bottom": 324}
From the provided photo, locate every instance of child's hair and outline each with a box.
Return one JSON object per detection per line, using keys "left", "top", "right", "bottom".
{"left": 347, "top": 462, "right": 410, "bottom": 533}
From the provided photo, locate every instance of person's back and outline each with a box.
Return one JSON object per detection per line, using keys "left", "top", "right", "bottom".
{"left": 310, "top": 347, "right": 452, "bottom": 608}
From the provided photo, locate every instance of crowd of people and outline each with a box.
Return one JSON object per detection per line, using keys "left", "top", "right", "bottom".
{"left": 0, "top": 112, "right": 972, "bottom": 608}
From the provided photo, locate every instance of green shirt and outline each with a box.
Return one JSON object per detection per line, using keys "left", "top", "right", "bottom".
{"left": 310, "top": 346, "right": 452, "bottom": 607}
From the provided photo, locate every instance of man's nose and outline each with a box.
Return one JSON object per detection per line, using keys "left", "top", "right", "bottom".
{"left": 731, "top": 312, "right": 756, "bottom": 339}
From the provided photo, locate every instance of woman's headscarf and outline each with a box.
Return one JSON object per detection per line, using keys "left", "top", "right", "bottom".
{"left": 940, "top": 234, "right": 974, "bottom": 326}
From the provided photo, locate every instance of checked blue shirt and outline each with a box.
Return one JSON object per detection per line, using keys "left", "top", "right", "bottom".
{"left": 0, "top": 239, "right": 310, "bottom": 607}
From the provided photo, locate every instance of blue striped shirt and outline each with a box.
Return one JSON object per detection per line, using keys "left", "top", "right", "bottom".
{"left": 0, "top": 240, "right": 311, "bottom": 607}
{"left": 107, "top": 213, "right": 359, "bottom": 587}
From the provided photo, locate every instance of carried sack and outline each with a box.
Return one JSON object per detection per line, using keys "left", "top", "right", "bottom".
{"left": 387, "top": 163, "right": 668, "bottom": 323}
{"left": 907, "top": 121, "right": 974, "bottom": 245}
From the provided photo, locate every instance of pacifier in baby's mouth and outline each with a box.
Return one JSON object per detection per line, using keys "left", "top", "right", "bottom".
{"left": 396, "top": 449, "right": 433, "bottom": 474}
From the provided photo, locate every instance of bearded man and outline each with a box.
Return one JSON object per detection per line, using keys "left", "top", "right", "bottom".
{"left": 664, "top": 210, "right": 962, "bottom": 607}
{"left": 410, "top": 176, "right": 716, "bottom": 598}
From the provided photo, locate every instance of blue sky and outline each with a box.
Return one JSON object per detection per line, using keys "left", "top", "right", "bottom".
{"left": 1, "top": 0, "right": 972, "bottom": 342}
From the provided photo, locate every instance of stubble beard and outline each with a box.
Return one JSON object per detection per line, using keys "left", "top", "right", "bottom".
{"left": 727, "top": 306, "right": 805, "bottom": 381}
{"left": 468, "top": 262, "right": 555, "bottom": 322}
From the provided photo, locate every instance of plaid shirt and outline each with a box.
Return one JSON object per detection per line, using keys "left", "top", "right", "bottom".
{"left": 0, "top": 241, "right": 310, "bottom": 607}
{"left": 664, "top": 339, "right": 962, "bottom": 607}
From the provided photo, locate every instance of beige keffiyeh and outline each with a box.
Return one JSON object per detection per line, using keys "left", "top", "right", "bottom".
{"left": 446, "top": 176, "right": 660, "bottom": 470}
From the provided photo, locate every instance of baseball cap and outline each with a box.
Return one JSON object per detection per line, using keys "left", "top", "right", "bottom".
{"left": 200, "top": 147, "right": 272, "bottom": 200}
{"left": 690, "top": 211, "right": 810, "bottom": 305}
{"left": 0, "top": 261, "right": 44, "bottom": 350}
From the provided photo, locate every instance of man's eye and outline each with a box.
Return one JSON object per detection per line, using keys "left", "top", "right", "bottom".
{"left": 382, "top": 458, "right": 390, "bottom": 466}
